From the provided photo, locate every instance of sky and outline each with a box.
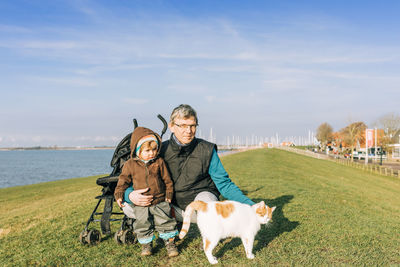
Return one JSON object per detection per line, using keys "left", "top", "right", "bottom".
{"left": 1, "top": 0, "right": 399, "bottom": 147}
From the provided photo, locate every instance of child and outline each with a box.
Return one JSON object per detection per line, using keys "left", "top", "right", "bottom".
{"left": 114, "top": 127, "right": 178, "bottom": 257}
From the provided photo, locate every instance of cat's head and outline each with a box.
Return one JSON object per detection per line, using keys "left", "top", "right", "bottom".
{"left": 252, "top": 201, "right": 276, "bottom": 224}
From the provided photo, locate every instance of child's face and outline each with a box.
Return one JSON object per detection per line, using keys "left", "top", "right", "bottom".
{"left": 139, "top": 146, "right": 157, "bottom": 161}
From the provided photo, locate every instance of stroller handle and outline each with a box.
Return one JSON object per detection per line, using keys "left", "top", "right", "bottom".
{"left": 132, "top": 116, "right": 166, "bottom": 136}
{"left": 157, "top": 114, "right": 168, "bottom": 138}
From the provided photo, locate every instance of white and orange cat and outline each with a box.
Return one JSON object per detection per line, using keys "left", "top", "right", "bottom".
{"left": 179, "top": 200, "right": 276, "bottom": 264}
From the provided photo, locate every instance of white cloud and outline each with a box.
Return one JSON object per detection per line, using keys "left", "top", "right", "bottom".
{"left": 74, "top": 135, "right": 120, "bottom": 142}
{"left": 77, "top": 6, "right": 97, "bottom": 17}
{"left": 3, "top": 10, "right": 397, "bottom": 77}
{"left": 24, "top": 76, "right": 97, "bottom": 87}
{"left": 205, "top": 96, "right": 216, "bottom": 103}
{"left": 263, "top": 78, "right": 304, "bottom": 91}
{"left": 22, "top": 41, "right": 82, "bottom": 50}
{"left": 0, "top": 134, "right": 123, "bottom": 147}
{"left": 166, "top": 84, "right": 209, "bottom": 94}
{"left": 74, "top": 63, "right": 162, "bottom": 75}
{"left": 0, "top": 24, "right": 32, "bottom": 33}
{"left": 122, "top": 98, "right": 149, "bottom": 105}
{"left": 2, "top": 4, "right": 400, "bottom": 144}
{"left": 309, "top": 56, "right": 396, "bottom": 64}
{"left": 32, "top": 136, "right": 42, "bottom": 143}
{"left": 201, "top": 65, "right": 256, "bottom": 73}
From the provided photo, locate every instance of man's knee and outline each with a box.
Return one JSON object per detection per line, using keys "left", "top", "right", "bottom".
{"left": 173, "top": 192, "right": 217, "bottom": 224}
{"left": 194, "top": 191, "right": 218, "bottom": 202}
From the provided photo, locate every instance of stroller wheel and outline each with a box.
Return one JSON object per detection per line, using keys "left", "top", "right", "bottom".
{"left": 114, "top": 230, "right": 123, "bottom": 244}
{"left": 121, "top": 230, "right": 137, "bottom": 244}
{"left": 79, "top": 230, "right": 89, "bottom": 245}
{"left": 114, "top": 229, "right": 136, "bottom": 245}
{"left": 86, "top": 229, "right": 101, "bottom": 245}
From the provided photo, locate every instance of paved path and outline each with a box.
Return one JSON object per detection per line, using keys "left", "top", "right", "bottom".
{"left": 278, "top": 146, "right": 400, "bottom": 177}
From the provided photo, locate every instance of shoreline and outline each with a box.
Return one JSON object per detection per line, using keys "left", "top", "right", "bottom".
{"left": 0, "top": 146, "right": 262, "bottom": 152}
{"left": 0, "top": 148, "right": 255, "bottom": 189}
{"left": 0, "top": 146, "right": 116, "bottom": 151}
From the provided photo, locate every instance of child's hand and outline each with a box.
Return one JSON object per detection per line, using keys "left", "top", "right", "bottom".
{"left": 165, "top": 198, "right": 171, "bottom": 203}
{"left": 116, "top": 198, "right": 125, "bottom": 208}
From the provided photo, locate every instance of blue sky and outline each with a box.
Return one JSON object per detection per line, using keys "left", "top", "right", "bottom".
{"left": 1, "top": 0, "right": 399, "bottom": 147}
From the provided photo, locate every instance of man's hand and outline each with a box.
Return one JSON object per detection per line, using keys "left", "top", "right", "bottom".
{"left": 129, "top": 188, "right": 153, "bottom": 206}
{"left": 116, "top": 198, "right": 125, "bottom": 208}
{"left": 165, "top": 198, "right": 171, "bottom": 203}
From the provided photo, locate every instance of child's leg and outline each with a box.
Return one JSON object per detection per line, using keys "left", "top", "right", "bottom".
{"left": 152, "top": 202, "right": 178, "bottom": 238}
{"left": 151, "top": 201, "right": 179, "bottom": 257}
{"left": 132, "top": 206, "right": 154, "bottom": 245}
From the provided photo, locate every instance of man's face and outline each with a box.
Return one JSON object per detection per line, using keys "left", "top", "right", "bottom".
{"left": 169, "top": 116, "right": 197, "bottom": 145}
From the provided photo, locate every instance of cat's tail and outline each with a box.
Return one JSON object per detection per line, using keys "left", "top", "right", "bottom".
{"left": 179, "top": 200, "right": 208, "bottom": 239}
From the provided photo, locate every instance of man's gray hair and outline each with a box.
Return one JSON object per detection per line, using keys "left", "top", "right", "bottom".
{"left": 170, "top": 104, "right": 198, "bottom": 124}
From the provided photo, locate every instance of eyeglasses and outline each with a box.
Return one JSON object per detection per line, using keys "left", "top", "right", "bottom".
{"left": 174, "top": 123, "right": 198, "bottom": 131}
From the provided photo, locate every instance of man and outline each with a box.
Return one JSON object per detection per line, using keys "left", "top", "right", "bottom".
{"left": 123, "top": 104, "right": 254, "bottom": 222}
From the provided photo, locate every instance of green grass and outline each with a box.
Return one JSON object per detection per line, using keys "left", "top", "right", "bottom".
{"left": 1, "top": 149, "right": 399, "bottom": 266}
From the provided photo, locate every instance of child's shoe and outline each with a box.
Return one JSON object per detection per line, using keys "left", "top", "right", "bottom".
{"left": 164, "top": 238, "right": 179, "bottom": 257}
{"left": 141, "top": 243, "right": 152, "bottom": 256}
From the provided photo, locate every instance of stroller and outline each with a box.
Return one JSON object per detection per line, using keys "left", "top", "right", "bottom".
{"left": 79, "top": 115, "right": 168, "bottom": 245}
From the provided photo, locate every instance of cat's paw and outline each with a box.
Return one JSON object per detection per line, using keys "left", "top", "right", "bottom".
{"left": 246, "top": 253, "right": 255, "bottom": 259}
{"left": 208, "top": 256, "right": 218, "bottom": 265}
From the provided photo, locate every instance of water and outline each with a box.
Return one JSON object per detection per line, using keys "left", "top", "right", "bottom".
{"left": 0, "top": 149, "right": 234, "bottom": 189}
{"left": 0, "top": 149, "right": 114, "bottom": 188}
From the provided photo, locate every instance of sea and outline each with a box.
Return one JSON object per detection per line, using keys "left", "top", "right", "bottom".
{"left": 0, "top": 149, "right": 114, "bottom": 188}
{"left": 0, "top": 149, "right": 231, "bottom": 188}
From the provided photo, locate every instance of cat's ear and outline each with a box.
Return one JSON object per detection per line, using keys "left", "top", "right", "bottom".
{"left": 271, "top": 206, "right": 276, "bottom": 212}
{"left": 260, "top": 201, "right": 265, "bottom": 206}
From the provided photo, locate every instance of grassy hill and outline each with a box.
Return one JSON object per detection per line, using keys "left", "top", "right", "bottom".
{"left": 1, "top": 149, "right": 399, "bottom": 266}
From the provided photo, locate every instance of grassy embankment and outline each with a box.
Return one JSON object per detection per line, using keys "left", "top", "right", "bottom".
{"left": 1, "top": 149, "right": 399, "bottom": 266}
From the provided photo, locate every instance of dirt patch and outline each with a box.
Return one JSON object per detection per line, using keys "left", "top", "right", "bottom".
{"left": 0, "top": 228, "right": 11, "bottom": 237}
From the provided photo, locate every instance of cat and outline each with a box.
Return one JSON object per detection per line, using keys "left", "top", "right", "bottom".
{"left": 179, "top": 200, "right": 276, "bottom": 265}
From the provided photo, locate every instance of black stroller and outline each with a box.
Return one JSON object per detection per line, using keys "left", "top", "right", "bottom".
{"left": 79, "top": 115, "right": 168, "bottom": 245}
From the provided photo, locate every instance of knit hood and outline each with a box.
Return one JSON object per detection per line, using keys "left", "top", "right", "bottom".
{"left": 130, "top": 127, "right": 162, "bottom": 158}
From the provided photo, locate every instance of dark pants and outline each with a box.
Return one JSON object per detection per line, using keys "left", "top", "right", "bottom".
{"left": 132, "top": 201, "right": 178, "bottom": 244}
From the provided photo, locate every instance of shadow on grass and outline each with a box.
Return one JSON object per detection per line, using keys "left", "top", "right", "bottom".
{"left": 215, "top": 195, "right": 299, "bottom": 258}
{"left": 100, "top": 234, "right": 114, "bottom": 242}
{"left": 150, "top": 224, "right": 201, "bottom": 254}
{"left": 242, "top": 186, "right": 264, "bottom": 196}
{"left": 176, "top": 223, "right": 201, "bottom": 251}
{"left": 253, "top": 195, "right": 299, "bottom": 252}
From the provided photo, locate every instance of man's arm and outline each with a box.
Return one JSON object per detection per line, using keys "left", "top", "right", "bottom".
{"left": 159, "top": 158, "right": 174, "bottom": 201}
{"left": 208, "top": 149, "right": 255, "bottom": 206}
{"left": 123, "top": 186, "right": 153, "bottom": 206}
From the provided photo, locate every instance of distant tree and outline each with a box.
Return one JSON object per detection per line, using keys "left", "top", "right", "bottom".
{"left": 375, "top": 112, "right": 400, "bottom": 155}
{"left": 376, "top": 112, "right": 400, "bottom": 138}
{"left": 340, "top": 121, "right": 367, "bottom": 161}
{"left": 316, "top": 123, "right": 333, "bottom": 149}
{"left": 332, "top": 131, "right": 345, "bottom": 153}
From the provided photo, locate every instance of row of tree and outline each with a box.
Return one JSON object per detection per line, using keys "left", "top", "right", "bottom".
{"left": 316, "top": 112, "right": 400, "bottom": 160}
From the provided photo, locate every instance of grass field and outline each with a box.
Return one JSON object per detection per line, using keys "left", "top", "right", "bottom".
{"left": 1, "top": 148, "right": 399, "bottom": 266}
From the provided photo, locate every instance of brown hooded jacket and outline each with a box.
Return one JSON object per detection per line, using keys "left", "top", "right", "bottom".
{"left": 114, "top": 127, "right": 173, "bottom": 205}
